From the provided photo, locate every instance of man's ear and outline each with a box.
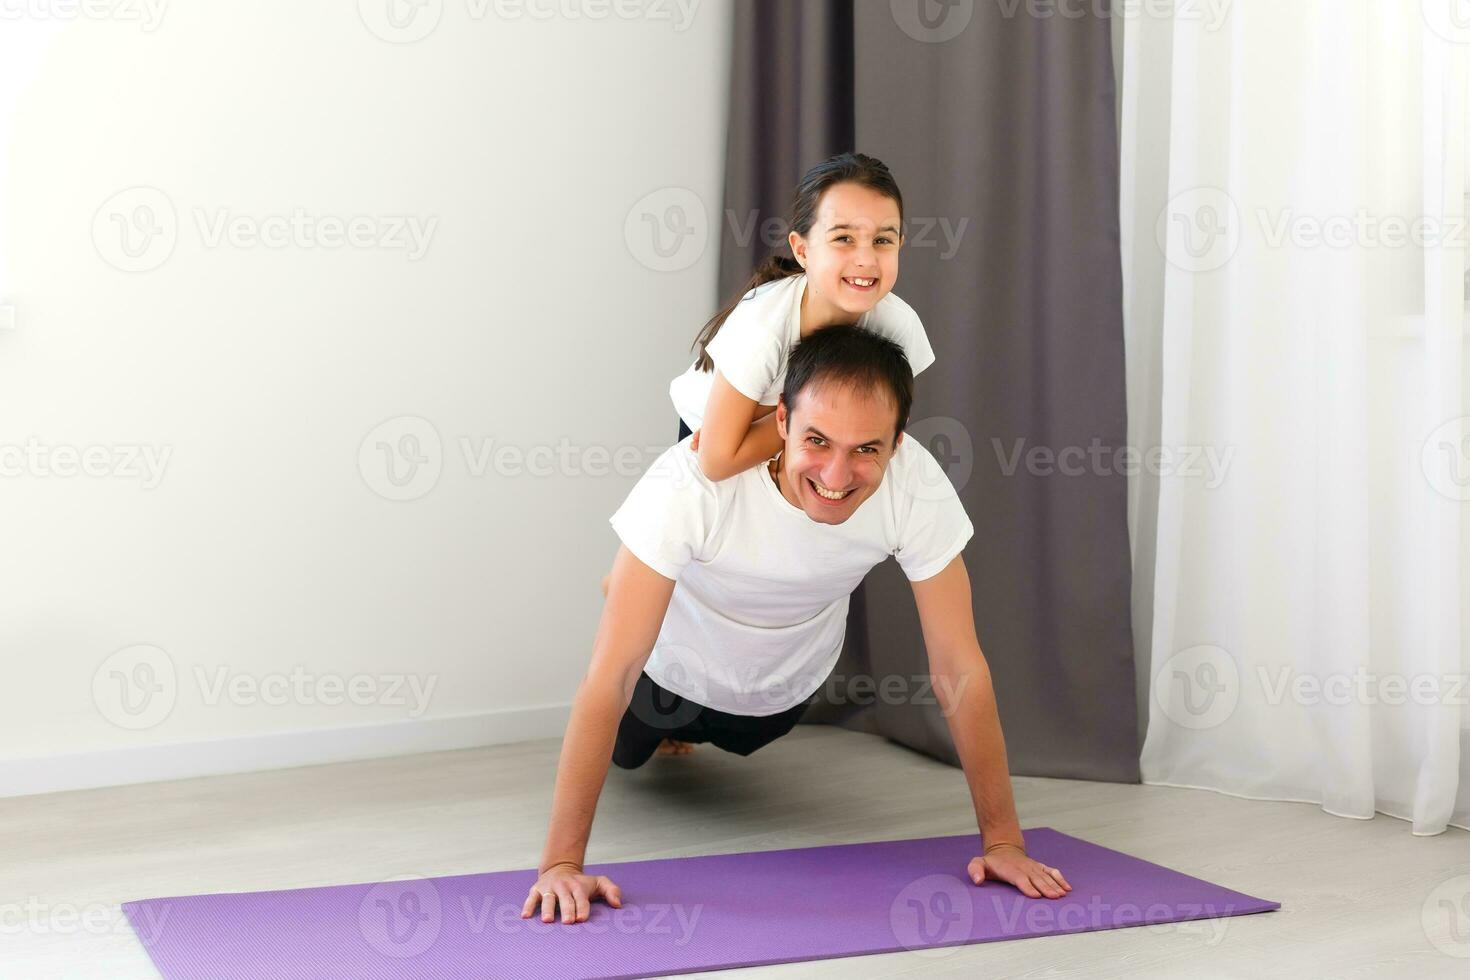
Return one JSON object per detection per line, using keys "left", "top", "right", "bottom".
{"left": 775, "top": 397, "right": 789, "bottom": 440}
{"left": 893, "top": 429, "right": 905, "bottom": 452}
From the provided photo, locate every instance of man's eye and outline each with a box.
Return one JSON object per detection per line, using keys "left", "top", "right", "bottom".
{"left": 808, "top": 437, "right": 825, "bottom": 446}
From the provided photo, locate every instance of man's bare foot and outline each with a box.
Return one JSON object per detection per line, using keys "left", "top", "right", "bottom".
{"left": 654, "top": 738, "right": 695, "bottom": 756}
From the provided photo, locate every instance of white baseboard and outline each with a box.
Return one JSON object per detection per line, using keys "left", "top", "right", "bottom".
{"left": 0, "top": 702, "right": 574, "bottom": 799}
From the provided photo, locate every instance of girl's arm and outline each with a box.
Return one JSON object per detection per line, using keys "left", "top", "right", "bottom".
{"left": 695, "top": 370, "right": 785, "bottom": 481}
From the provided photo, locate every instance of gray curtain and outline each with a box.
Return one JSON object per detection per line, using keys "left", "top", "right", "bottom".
{"left": 718, "top": 0, "right": 1140, "bottom": 783}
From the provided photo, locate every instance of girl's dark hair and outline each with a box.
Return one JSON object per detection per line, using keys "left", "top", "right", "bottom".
{"left": 782, "top": 324, "right": 914, "bottom": 442}
{"left": 691, "top": 151, "right": 905, "bottom": 372}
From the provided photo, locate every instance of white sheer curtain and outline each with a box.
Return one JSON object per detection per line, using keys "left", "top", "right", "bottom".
{"left": 1120, "top": 0, "right": 1469, "bottom": 835}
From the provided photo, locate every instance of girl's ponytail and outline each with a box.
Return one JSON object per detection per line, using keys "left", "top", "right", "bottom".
{"left": 689, "top": 151, "right": 904, "bottom": 374}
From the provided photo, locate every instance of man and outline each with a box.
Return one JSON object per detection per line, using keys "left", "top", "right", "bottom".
{"left": 522, "top": 326, "right": 1071, "bottom": 926}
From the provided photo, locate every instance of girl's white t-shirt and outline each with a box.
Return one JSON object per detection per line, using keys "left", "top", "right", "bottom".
{"left": 608, "top": 434, "right": 973, "bottom": 716}
{"left": 669, "top": 274, "right": 936, "bottom": 431}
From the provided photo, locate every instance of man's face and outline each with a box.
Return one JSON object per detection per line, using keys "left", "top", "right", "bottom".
{"left": 772, "top": 381, "right": 903, "bottom": 525}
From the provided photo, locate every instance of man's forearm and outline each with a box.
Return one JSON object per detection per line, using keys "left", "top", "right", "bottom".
{"left": 933, "top": 656, "right": 1026, "bottom": 851}
{"left": 536, "top": 674, "right": 631, "bottom": 873}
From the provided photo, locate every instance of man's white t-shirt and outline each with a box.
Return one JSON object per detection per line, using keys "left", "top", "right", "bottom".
{"left": 608, "top": 435, "right": 973, "bottom": 716}
{"left": 668, "top": 274, "right": 936, "bottom": 431}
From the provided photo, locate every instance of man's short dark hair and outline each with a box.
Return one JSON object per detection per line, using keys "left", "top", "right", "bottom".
{"left": 781, "top": 325, "right": 914, "bottom": 441}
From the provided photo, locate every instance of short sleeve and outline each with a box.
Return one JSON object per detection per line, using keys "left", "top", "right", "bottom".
{"left": 608, "top": 442, "right": 719, "bottom": 580}
{"left": 890, "top": 439, "right": 974, "bottom": 581}
{"left": 863, "top": 291, "right": 936, "bottom": 377}
{"left": 704, "top": 285, "right": 788, "bottom": 403}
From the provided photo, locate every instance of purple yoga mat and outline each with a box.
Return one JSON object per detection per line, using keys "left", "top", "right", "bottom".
{"left": 122, "top": 828, "right": 1279, "bottom": 979}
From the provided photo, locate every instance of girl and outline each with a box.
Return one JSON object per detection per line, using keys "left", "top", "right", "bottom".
{"left": 668, "top": 151, "right": 935, "bottom": 481}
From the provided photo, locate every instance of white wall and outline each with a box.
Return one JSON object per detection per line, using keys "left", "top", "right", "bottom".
{"left": 0, "top": 0, "right": 731, "bottom": 794}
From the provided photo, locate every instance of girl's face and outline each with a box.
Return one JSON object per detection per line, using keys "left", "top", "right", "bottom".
{"left": 789, "top": 181, "right": 903, "bottom": 323}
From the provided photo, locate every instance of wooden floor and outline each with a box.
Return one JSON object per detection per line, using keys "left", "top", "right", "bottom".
{"left": 5, "top": 724, "right": 1468, "bottom": 979}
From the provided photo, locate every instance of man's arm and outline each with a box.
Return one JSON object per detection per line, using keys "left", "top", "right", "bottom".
{"left": 910, "top": 553, "right": 1070, "bottom": 899}
{"left": 536, "top": 544, "right": 675, "bottom": 874}
{"left": 909, "top": 553, "right": 1025, "bottom": 851}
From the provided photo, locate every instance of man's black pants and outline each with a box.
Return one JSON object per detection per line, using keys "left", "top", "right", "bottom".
{"left": 611, "top": 670, "right": 812, "bottom": 770}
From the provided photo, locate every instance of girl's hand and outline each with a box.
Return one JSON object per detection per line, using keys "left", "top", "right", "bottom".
{"left": 689, "top": 428, "right": 701, "bottom": 451}
{"left": 968, "top": 845, "right": 1071, "bottom": 899}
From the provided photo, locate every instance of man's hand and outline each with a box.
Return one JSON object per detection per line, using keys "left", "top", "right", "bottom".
{"left": 521, "top": 861, "right": 624, "bottom": 924}
{"left": 968, "top": 844, "right": 1071, "bottom": 899}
